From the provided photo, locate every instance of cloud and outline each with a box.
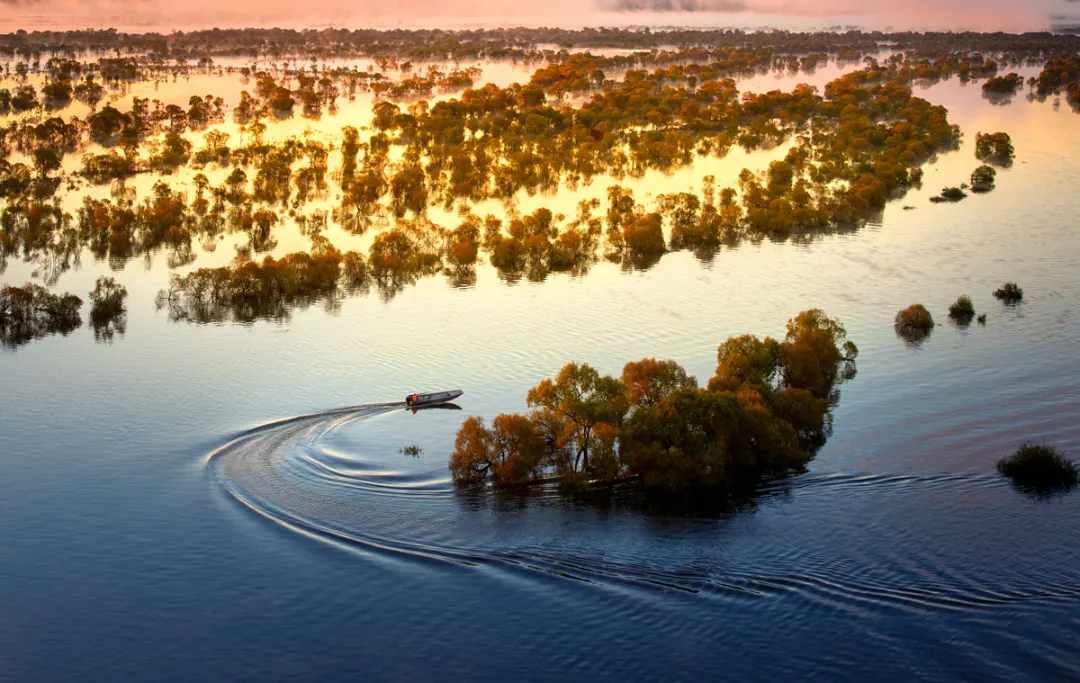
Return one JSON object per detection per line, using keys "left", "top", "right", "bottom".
{"left": 602, "top": 0, "right": 749, "bottom": 12}
{"left": 0, "top": 0, "right": 1077, "bottom": 31}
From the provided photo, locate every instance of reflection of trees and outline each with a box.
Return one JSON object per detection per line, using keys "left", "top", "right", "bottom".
{"left": 0, "top": 283, "right": 83, "bottom": 349}
{"left": 0, "top": 38, "right": 1047, "bottom": 331}
{"left": 157, "top": 248, "right": 365, "bottom": 324}
{"left": 895, "top": 325, "right": 933, "bottom": 347}
{"left": 92, "top": 314, "right": 126, "bottom": 343}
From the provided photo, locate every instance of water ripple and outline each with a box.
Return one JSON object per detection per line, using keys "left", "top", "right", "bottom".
{"left": 207, "top": 403, "right": 1080, "bottom": 619}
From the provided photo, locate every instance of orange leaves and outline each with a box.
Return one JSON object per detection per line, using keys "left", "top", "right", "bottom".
{"left": 622, "top": 358, "right": 698, "bottom": 409}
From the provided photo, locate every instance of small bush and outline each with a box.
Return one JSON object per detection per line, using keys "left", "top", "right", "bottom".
{"left": 993, "top": 282, "right": 1023, "bottom": 303}
{"left": 895, "top": 304, "right": 934, "bottom": 330}
{"left": 970, "top": 165, "right": 997, "bottom": 193}
{"left": 930, "top": 187, "right": 966, "bottom": 203}
{"left": 89, "top": 276, "right": 128, "bottom": 324}
{"left": 975, "top": 131, "right": 1015, "bottom": 166}
{"left": 997, "top": 444, "right": 1078, "bottom": 493}
{"left": 948, "top": 295, "right": 975, "bottom": 320}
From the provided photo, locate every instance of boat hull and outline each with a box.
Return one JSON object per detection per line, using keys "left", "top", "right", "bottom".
{"left": 405, "top": 390, "right": 464, "bottom": 407}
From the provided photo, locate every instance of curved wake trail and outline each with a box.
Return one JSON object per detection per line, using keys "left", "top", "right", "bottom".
{"left": 207, "top": 404, "right": 1080, "bottom": 613}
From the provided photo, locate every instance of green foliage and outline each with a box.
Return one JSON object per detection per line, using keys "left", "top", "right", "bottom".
{"left": 997, "top": 444, "right": 1078, "bottom": 494}
{"left": 931, "top": 187, "right": 966, "bottom": 203}
{"left": 948, "top": 295, "right": 976, "bottom": 320}
{"left": 89, "top": 276, "right": 127, "bottom": 323}
{"left": 895, "top": 304, "right": 935, "bottom": 345}
{"left": 157, "top": 247, "right": 365, "bottom": 323}
{"left": 993, "top": 282, "right": 1023, "bottom": 303}
{"left": 88, "top": 276, "right": 128, "bottom": 342}
{"left": 895, "top": 304, "right": 934, "bottom": 331}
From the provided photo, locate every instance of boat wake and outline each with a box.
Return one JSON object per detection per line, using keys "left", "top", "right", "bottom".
{"left": 207, "top": 403, "right": 1080, "bottom": 613}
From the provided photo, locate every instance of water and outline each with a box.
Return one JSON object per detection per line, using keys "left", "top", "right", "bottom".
{"left": 2, "top": 65, "right": 1080, "bottom": 681}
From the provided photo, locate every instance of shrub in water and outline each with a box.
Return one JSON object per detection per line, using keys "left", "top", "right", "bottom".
{"left": 930, "top": 187, "right": 966, "bottom": 203}
{"left": 89, "top": 276, "right": 128, "bottom": 324}
{"left": 895, "top": 304, "right": 935, "bottom": 344}
{"left": 993, "top": 282, "right": 1023, "bottom": 303}
{"left": 948, "top": 295, "right": 975, "bottom": 320}
{"left": 997, "top": 444, "right": 1078, "bottom": 493}
{"left": 895, "top": 304, "right": 934, "bottom": 331}
{"left": 970, "top": 165, "right": 997, "bottom": 193}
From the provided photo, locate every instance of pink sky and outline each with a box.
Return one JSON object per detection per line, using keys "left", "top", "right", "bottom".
{"left": 1, "top": 0, "right": 1077, "bottom": 32}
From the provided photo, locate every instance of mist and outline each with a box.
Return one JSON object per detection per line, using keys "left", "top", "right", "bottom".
{"left": 1, "top": 0, "right": 1078, "bottom": 32}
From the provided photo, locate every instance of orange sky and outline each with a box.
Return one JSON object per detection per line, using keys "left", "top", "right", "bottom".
{"left": 0, "top": 0, "right": 1077, "bottom": 31}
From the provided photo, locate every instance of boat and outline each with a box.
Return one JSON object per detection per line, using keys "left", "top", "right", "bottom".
{"left": 405, "top": 390, "right": 463, "bottom": 407}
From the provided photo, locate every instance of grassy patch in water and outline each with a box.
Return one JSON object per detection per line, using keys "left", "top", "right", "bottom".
{"left": 894, "top": 304, "right": 935, "bottom": 345}
{"left": 948, "top": 295, "right": 976, "bottom": 320}
{"left": 997, "top": 444, "right": 1078, "bottom": 494}
{"left": 993, "top": 282, "right": 1023, "bottom": 303}
{"left": 895, "top": 304, "right": 934, "bottom": 330}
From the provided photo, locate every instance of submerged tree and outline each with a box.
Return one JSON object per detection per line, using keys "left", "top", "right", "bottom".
{"left": 993, "top": 282, "right": 1023, "bottom": 304}
{"left": 970, "top": 165, "right": 997, "bottom": 193}
{"left": 998, "top": 444, "right": 1077, "bottom": 495}
{"left": 975, "top": 132, "right": 1014, "bottom": 166}
{"left": 451, "top": 310, "right": 857, "bottom": 494}
{"left": 948, "top": 295, "right": 976, "bottom": 323}
{"left": 89, "top": 276, "right": 128, "bottom": 342}
{"left": 0, "top": 282, "right": 83, "bottom": 348}
{"left": 894, "top": 304, "right": 935, "bottom": 345}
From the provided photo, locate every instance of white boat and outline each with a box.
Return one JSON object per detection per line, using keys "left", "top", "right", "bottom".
{"left": 405, "top": 390, "right": 463, "bottom": 407}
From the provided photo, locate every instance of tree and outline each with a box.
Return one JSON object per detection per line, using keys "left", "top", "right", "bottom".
{"left": 449, "top": 414, "right": 547, "bottom": 486}
{"left": 974, "top": 132, "right": 1014, "bottom": 166}
{"left": 894, "top": 304, "right": 935, "bottom": 345}
{"left": 970, "top": 164, "right": 996, "bottom": 192}
{"left": 390, "top": 164, "right": 427, "bottom": 217}
{"left": 948, "top": 295, "right": 975, "bottom": 321}
{"left": 621, "top": 358, "right": 697, "bottom": 408}
{"left": 89, "top": 276, "right": 128, "bottom": 342}
{"left": 526, "top": 362, "right": 626, "bottom": 474}
{"left": 89, "top": 276, "right": 127, "bottom": 323}
{"left": 0, "top": 282, "right": 82, "bottom": 348}
{"left": 621, "top": 388, "right": 741, "bottom": 491}
{"left": 32, "top": 148, "right": 61, "bottom": 178}
{"left": 779, "top": 309, "right": 857, "bottom": 399}
{"left": 708, "top": 334, "right": 780, "bottom": 396}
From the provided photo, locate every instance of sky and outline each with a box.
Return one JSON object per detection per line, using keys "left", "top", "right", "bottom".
{"left": 1, "top": 0, "right": 1079, "bottom": 32}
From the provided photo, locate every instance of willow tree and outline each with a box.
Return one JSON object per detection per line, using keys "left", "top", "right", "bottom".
{"left": 526, "top": 362, "right": 626, "bottom": 475}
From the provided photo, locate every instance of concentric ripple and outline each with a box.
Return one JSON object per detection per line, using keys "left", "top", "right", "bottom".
{"left": 207, "top": 403, "right": 1080, "bottom": 616}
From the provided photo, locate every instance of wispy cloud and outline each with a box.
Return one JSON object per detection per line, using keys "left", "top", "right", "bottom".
{"left": 0, "top": 0, "right": 1076, "bottom": 31}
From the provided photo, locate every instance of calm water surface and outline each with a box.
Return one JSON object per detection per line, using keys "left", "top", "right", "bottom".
{"left": 2, "top": 67, "right": 1080, "bottom": 681}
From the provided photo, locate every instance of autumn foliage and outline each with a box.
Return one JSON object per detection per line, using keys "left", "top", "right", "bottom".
{"left": 450, "top": 310, "right": 857, "bottom": 492}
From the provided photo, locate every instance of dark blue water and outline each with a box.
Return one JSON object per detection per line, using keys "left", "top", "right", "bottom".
{"left": 3, "top": 78, "right": 1080, "bottom": 681}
